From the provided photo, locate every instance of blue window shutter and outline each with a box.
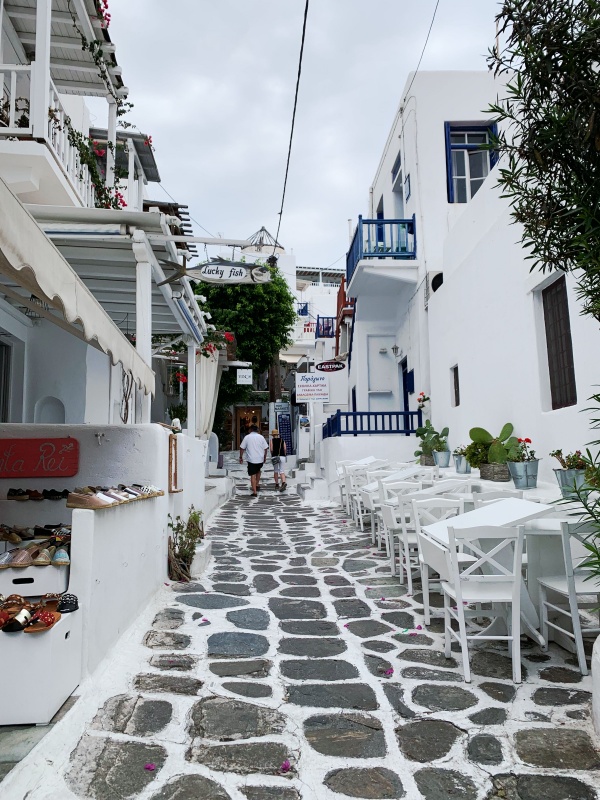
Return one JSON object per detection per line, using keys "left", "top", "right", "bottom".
{"left": 406, "top": 369, "right": 415, "bottom": 395}
{"left": 444, "top": 122, "right": 454, "bottom": 203}
{"left": 489, "top": 123, "right": 499, "bottom": 167}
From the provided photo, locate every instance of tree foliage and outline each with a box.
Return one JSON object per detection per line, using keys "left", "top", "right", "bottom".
{"left": 489, "top": 0, "right": 600, "bottom": 319}
{"left": 195, "top": 266, "right": 296, "bottom": 374}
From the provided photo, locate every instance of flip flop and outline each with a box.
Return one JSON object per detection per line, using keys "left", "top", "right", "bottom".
{"left": 24, "top": 609, "right": 61, "bottom": 633}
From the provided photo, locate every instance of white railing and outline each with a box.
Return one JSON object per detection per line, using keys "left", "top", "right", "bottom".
{"left": 48, "top": 80, "right": 97, "bottom": 207}
{"left": 0, "top": 65, "right": 33, "bottom": 134}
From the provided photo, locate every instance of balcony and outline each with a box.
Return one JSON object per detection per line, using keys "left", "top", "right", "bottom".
{"left": 346, "top": 215, "right": 418, "bottom": 293}
{"left": 322, "top": 410, "right": 423, "bottom": 438}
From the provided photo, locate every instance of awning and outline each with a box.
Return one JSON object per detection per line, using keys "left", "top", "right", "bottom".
{"left": 0, "top": 178, "right": 154, "bottom": 395}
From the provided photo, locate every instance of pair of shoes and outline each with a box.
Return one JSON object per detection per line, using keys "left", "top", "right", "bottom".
{"left": 42, "top": 489, "right": 69, "bottom": 501}
{"left": 7, "top": 489, "right": 29, "bottom": 501}
{"left": 0, "top": 525, "right": 21, "bottom": 544}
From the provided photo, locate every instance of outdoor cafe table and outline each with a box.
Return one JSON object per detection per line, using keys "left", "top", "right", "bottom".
{"left": 422, "top": 497, "right": 555, "bottom": 645}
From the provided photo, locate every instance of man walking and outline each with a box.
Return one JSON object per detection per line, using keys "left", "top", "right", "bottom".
{"left": 239, "top": 424, "right": 268, "bottom": 497}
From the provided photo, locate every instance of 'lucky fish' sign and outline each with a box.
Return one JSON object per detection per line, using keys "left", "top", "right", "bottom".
{"left": 190, "top": 257, "right": 272, "bottom": 285}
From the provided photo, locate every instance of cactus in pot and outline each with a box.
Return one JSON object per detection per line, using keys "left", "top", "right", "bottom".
{"left": 415, "top": 420, "right": 449, "bottom": 466}
{"left": 467, "top": 423, "right": 518, "bottom": 481}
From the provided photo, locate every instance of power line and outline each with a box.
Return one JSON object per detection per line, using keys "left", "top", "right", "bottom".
{"left": 273, "top": 0, "right": 310, "bottom": 253}
{"left": 402, "top": 0, "right": 440, "bottom": 104}
{"left": 156, "top": 182, "right": 217, "bottom": 239}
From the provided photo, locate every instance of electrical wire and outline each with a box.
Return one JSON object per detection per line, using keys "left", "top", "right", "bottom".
{"left": 273, "top": 0, "right": 310, "bottom": 253}
{"left": 156, "top": 182, "right": 217, "bottom": 238}
{"left": 402, "top": 0, "right": 440, "bottom": 104}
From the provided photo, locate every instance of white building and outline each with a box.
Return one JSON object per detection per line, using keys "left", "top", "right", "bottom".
{"left": 319, "top": 69, "right": 600, "bottom": 488}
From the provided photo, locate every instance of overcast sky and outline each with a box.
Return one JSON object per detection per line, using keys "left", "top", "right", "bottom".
{"left": 101, "top": 1, "right": 502, "bottom": 267}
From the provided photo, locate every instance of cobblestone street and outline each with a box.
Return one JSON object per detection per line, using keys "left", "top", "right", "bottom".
{"left": 10, "top": 491, "right": 600, "bottom": 799}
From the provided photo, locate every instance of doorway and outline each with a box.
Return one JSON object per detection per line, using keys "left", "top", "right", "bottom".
{"left": 399, "top": 358, "right": 409, "bottom": 413}
{"left": 235, "top": 406, "right": 263, "bottom": 448}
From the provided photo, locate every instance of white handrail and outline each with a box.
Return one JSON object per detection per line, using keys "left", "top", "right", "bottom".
{"left": 0, "top": 64, "right": 32, "bottom": 133}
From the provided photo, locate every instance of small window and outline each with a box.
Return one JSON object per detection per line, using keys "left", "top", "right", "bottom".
{"left": 404, "top": 174, "right": 411, "bottom": 201}
{"left": 451, "top": 365, "right": 460, "bottom": 407}
{"left": 445, "top": 123, "right": 497, "bottom": 203}
{"left": 542, "top": 276, "right": 577, "bottom": 409}
{"left": 391, "top": 152, "right": 402, "bottom": 183}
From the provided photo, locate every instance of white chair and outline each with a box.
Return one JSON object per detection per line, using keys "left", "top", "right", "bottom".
{"left": 538, "top": 521, "right": 600, "bottom": 675}
{"left": 472, "top": 489, "right": 524, "bottom": 508}
{"left": 379, "top": 483, "right": 425, "bottom": 585}
{"left": 411, "top": 498, "right": 467, "bottom": 623}
{"left": 359, "top": 469, "right": 402, "bottom": 542}
{"left": 444, "top": 524, "right": 525, "bottom": 683}
{"left": 334, "top": 460, "right": 354, "bottom": 510}
{"left": 341, "top": 460, "right": 389, "bottom": 515}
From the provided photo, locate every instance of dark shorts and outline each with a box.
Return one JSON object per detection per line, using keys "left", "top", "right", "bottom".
{"left": 247, "top": 462, "right": 263, "bottom": 476}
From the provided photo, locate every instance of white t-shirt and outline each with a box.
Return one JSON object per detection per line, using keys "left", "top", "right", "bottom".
{"left": 240, "top": 431, "right": 269, "bottom": 464}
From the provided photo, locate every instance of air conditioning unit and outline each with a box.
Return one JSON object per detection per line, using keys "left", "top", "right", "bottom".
{"left": 424, "top": 271, "right": 444, "bottom": 308}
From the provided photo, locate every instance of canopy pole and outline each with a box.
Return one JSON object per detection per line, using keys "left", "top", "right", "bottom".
{"left": 132, "top": 238, "right": 153, "bottom": 423}
{"left": 186, "top": 338, "right": 196, "bottom": 438}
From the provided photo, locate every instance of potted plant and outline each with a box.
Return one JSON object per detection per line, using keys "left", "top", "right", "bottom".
{"left": 550, "top": 449, "right": 587, "bottom": 498}
{"left": 415, "top": 420, "right": 449, "bottom": 467}
{"left": 432, "top": 434, "right": 451, "bottom": 468}
{"left": 453, "top": 445, "right": 471, "bottom": 474}
{"left": 417, "top": 391, "right": 430, "bottom": 411}
{"left": 507, "top": 437, "right": 539, "bottom": 489}
{"left": 465, "top": 423, "right": 518, "bottom": 481}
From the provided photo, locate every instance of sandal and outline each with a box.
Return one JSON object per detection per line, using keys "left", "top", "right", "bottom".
{"left": 24, "top": 609, "right": 61, "bottom": 633}
{"left": 57, "top": 593, "right": 79, "bottom": 613}
{"left": 2, "top": 597, "right": 34, "bottom": 632}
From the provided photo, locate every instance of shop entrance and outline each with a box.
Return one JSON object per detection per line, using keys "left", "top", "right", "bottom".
{"left": 235, "top": 406, "right": 263, "bottom": 448}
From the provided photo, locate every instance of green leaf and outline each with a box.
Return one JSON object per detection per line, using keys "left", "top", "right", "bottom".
{"left": 470, "top": 427, "right": 493, "bottom": 444}
{"left": 499, "top": 423, "right": 514, "bottom": 442}
{"left": 489, "top": 441, "right": 508, "bottom": 463}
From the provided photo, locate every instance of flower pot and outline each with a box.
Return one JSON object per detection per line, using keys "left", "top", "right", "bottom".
{"left": 453, "top": 455, "right": 471, "bottom": 474}
{"left": 420, "top": 454, "right": 435, "bottom": 467}
{"left": 479, "top": 463, "right": 511, "bottom": 482}
{"left": 433, "top": 450, "right": 451, "bottom": 468}
{"left": 553, "top": 468, "right": 587, "bottom": 500}
{"left": 507, "top": 459, "right": 539, "bottom": 490}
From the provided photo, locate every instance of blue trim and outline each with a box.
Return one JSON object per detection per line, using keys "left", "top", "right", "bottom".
{"left": 321, "top": 410, "right": 422, "bottom": 438}
{"left": 316, "top": 316, "right": 335, "bottom": 339}
{"left": 348, "top": 300, "right": 357, "bottom": 370}
{"left": 444, "top": 122, "right": 454, "bottom": 203}
{"left": 445, "top": 122, "right": 498, "bottom": 203}
{"left": 346, "top": 217, "right": 416, "bottom": 284}
{"left": 176, "top": 298, "right": 203, "bottom": 342}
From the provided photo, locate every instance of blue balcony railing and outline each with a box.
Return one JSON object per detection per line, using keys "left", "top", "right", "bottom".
{"left": 316, "top": 316, "right": 335, "bottom": 339}
{"left": 346, "top": 215, "right": 417, "bottom": 284}
{"left": 322, "top": 409, "right": 423, "bottom": 439}
{"left": 297, "top": 302, "right": 309, "bottom": 316}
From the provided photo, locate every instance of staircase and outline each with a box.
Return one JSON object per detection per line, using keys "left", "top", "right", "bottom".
{"left": 292, "top": 461, "right": 329, "bottom": 501}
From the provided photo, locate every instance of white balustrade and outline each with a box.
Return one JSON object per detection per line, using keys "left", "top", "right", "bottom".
{"left": 0, "top": 65, "right": 32, "bottom": 133}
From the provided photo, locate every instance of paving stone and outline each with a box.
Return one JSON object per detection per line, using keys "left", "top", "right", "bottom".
{"left": 186, "top": 742, "right": 293, "bottom": 775}
{"left": 175, "top": 594, "right": 249, "bottom": 610}
{"left": 393, "top": 633, "right": 434, "bottom": 646}
{"left": 211, "top": 572, "right": 247, "bottom": 582}
{"left": 287, "top": 682, "right": 378, "bottom": 710}
{"left": 278, "top": 637, "right": 347, "bottom": 657}
{"left": 479, "top": 682, "right": 516, "bottom": 703}
{"left": 468, "top": 733, "right": 503, "bottom": 765}
{"left": 333, "top": 599, "right": 371, "bottom": 618}
{"left": 324, "top": 767, "right": 405, "bottom": 798}
{"left": 365, "top": 586, "right": 408, "bottom": 599}
{"left": 190, "top": 697, "right": 285, "bottom": 741}
{"left": 526, "top": 711, "right": 551, "bottom": 723}
{"left": 279, "top": 574, "right": 317, "bottom": 585}
{"left": 566, "top": 709, "right": 590, "bottom": 720}
{"left": 213, "top": 583, "right": 252, "bottom": 596}
{"left": 414, "top": 768, "right": 477, "bottom": 800}
{"left": 269, "top": 598, "right": 327, "bottom": 619}
{"left": 250, "top": 564, "right": 280, "bottom": 572}
{"left": 524, "top": 652, "right": 551, "bottom": 663}
{"left": 470, "top": 650, "right": 526, "bottom": 680}
{"left": 311, "top": 557, "right": 338, "bottom": 566}
{"left": 324, "top": 575, "right": 351, "bottom": 586}
{"left": 401, "top": 666, "right": 463, "bottom": 682}
{"left": 485, "top": 773, "right": 597, "bottom": 800}
{"left": 396, "top": 719, "right": 463, "bottom": 762}
{"left": 241, "top": 788, "right": 300, "bottom": 800}
{"left": 222, "top": 682, "right": 272, "bottom": 699}
{"left": 344, "top": 619, "right": 393, "bottom": 638}
{"left": 304, "top": 713, "right": 386, "bottom": 757}
{"left": 280, "top": 658, "right": 359, "bottom": 681}
{"left": 207, "top": 632, "right": 269, "bottom": 659}
{"left": 514, "top": 728, "right": 600, "bottom": 769}
{"left": 398, "top": 649, "right": 458, "bottom": 669}
{"left": 363, "top": 640, "right": 397, "bottom": 653}
{"left": 342, "top": 559, "right": 377, "bottom": 572}
{"left": 133, "top": 673, "right": 202, "bottom": 696}
{"left": 412, "top": 684, "right": 478, "bottom": 712}
{"left": 66, "top": 734, "right": 166, "bottom": 798}
{"left": 144, "top": 631, "right": 191, "bottom": 650}
{"left": 149, "top": 653, "right": 197, "bottom": 671}
{"left": 279, "top": 586, "right": 322, "bottom": 597}
{"left": 533, "top": 687, "right": 591, "bottom": 706}
{"left": 226, "top": 609, "right": 271, "bottom": 631}
{"left": 0, "top": 763, "right": 16, "bottom": 781}
{"left": 279, "top": 620, "right": 340, "bottom": 636}
{"left": 539, "top": 666, "right": 583, "bottom": 684}
{"left": 331, "top": 587, "right": 356, "bottom": 597}
{"left": 151, "top": 774, "right": 232, "bottom": 800}
{"left": 382, "top": 684, "right": 416, "bottom": 719}
{"left": 468, "top": 707, "right": 507, "bottom": 725}
{"left": 171, "top": 582, "right": 206, "bottom": 593}
{"left": 253, "top": 575, "right": 279, "bottom": 593}
{"left": 152, "top": 608, "right": 185, "bottom": 630}
{"left": 364, "top": 654, "right": 394, "bottom": 678}
{"left": 209, "top": 660, "right": 272, "bottom": 678}
{"left": 380, "top": 611, "right": 415, "bottom": 628}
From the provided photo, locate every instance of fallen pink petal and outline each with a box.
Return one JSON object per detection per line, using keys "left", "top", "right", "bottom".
{"left": 280, "top": 759, "right": 291, "bottom": 773}
{"left": 416, "top": 625, "right": 423, "bottom": 630}
{"left": 144, "top": 764, "right": 156, "bottom": 772}
{"left": 384, "top": 668, "right": 394, "bottom": 676}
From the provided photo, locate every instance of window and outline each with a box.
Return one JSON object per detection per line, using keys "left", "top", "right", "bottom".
{"left": 404, "top": 174, "right": 411, "bottom": 201}
{"left": 542, "top": 276, "right": 577, "bottom": 409}
{"left": 445, "top": 123, "right": 497, "bottom": 203}
{"left": 391, "top": 152, "right": 402, "bottom": 184}
{"left": 451, "top": 365, "right": 460, "bottom": 407}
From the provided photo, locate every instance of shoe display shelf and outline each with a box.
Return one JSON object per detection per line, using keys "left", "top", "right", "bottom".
{"left": 0, "top": 540, "right": 70, "bottom": 596}
{"left": 0, "top": 609, "right": 83, "bottom": 725}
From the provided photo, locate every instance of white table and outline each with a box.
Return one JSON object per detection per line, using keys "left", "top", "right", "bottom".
{"left": 422, "top": 498, "right": 555, "bottom": 644}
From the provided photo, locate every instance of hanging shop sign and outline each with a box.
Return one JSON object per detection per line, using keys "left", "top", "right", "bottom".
{"left": 295, "top": 373, "right": 329, "bottom": 402}
{"left": 190, "top": 257, "right": 272, "bottom": 285}
{"left": 237, "top": 368, "right": 253, "bottom": 385}
{"left": 0, "top": 438, "right": 79, "bottom": 478}
{"left": 274, "top": 401, "right": 290, "bottom": 414}
{"left": 316, "top": 360, "right": 345, "bottom": 373}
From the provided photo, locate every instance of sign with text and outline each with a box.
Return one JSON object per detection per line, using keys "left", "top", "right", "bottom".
{"left": 274, "top": 401, "right": 290, "bottom": 414}
{"left": 237, "top": 368, "right": 253, "bottom": 385}
{"left": 192, "top": 258, "right": 272, "bottom": 285}
{"left": 277, "top": 412, "right": 294, "bottom": 455}
{"left": 0, "top": 438, "right": 79, "bottom": 479}
{"left": 316, "top": 360, "right": 345, "bottom": 373}
{"left": 295, "top": 373, "right": 329, "bottom": 402}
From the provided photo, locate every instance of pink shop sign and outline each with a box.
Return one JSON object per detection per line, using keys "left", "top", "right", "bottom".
{"left": 0, "top": 438, "right": 80, "bottom": 478}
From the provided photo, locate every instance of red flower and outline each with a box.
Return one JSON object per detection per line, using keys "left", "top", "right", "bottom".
{"left": 518, "top": 438, "right": 523, "bottom": 443}
{"left": 224, "top": 332, "right": 235, "bottom": 342}
{"left": 525, "top": 438, "right": 532, "bottom": 444}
